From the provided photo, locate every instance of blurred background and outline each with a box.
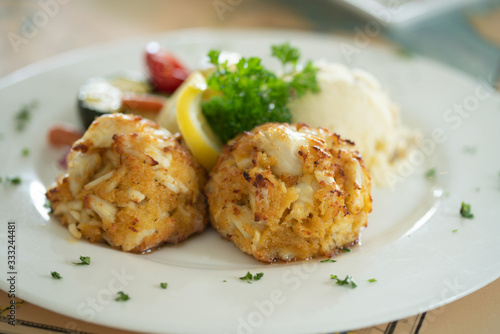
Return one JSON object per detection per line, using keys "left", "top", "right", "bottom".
{"left": 1, "top": 0, "right": 499, "bottom": 89}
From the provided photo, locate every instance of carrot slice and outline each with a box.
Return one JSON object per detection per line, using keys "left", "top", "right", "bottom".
{"left": 121, "top": 93, "right": 166, "bottom": 113}
{"left": 48, "top": 124, "right": 83, "bottom": 147}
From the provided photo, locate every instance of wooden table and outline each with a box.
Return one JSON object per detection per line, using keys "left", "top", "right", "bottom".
{"left": 1, "top": 0, "right": 499, "bottom": 333}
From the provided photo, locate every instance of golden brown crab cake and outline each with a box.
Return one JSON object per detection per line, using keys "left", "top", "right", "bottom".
{"left": 205, "top": 123, "right": 372, "bottom": 262}
{"left": 46, "top": 113, "right": 208, "bottom": 253}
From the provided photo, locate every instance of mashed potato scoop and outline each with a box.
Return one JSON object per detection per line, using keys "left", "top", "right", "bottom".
{"left": 289, "top": 62, "right": 418, "bottom": 187}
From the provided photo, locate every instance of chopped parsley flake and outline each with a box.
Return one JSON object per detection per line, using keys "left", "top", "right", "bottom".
{"left": 2, "top": 176, "right": 21, "bottom": 185}
{"left": 9, "top": 177, "right": 21, "bottom": 185}
{"left": 342, "top": 248, "right": 351, "bottom": 252}
{"left": 51, "top": 271, "right": 62, "bottom": 279}
{"left": 44, "top": 200, "right": 52, "bottom": 209}
{"left": 253, "top": 272, "right": 264, "bottom": 281}
{"left": 240, "top": 272, "right": 252, "bottom": 282}
{"left": 115, "top": 291, "right": 130, "bottom": 301}
{"left": 239, "top": 271, "right": 264, "bottom": 283}
{"left": 320, "top": 259, "right": 337, "bottom": 263}
{"left": 160, "top": 282, "right": 168, "bottom": 289}
{"left": 223, "top": 280, "right": 227, "bottom": 283}
{"left": 463, "top": 145, "right": 477, "bottom": 155}
{"left": 330, "top": 275, "right": 357, "bottom": 288}
{"left": 21, "top": 148, "right": 30, "bottom": 156}
{"left": 15, "top": 109, "right": 30, "bottom": 131}
{"left": 460, "top": 202, "right": 474, "bottom": 219}
{"left": 425, "top": 168, "right": 436, "bottom": 179}
{"left": 452, "top": 229, "right": 458, "bottom": 233}
{"left": 73, "top": 256, "right": 90, "bottom": 265}
{"left": 271, "top": 42, "right": 301, "bottom": 67}
{"left": 15, "top": 100, "right": 37, "bottom": 132}
{"left": 368, "top": 278, "right": 377, "bottom": 283}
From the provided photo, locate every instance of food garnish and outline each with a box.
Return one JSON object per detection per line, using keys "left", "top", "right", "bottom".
{"left": 368, "top": 278, "right": 377, "bottom": 282}
{"left": 6, "top": 177, "right": 21, "bottom": 185}
{"left": 21, "top": 148, "right": 30, "bottom": 156}
{"left": 73, "top": 256, "right": 91, "bottom": 265}
{"left": 253, "top": 273, "right": 264, "bottom": 281}
{"left": 115, "top": 291, "right": 130, "bottom": 301}
{"left": 15, "top": 100, "right": 37, "bottom": 131}
{"left": 320, "top": 259, "right": 337, "bottom": 263}
{"left": 330, "top": 275, "right": 357, "bottom": 288}
{"left": 201, "top": 43, "right": 319, "bottom": 143}
{"left": 160, "top": 282, "right": 168, "bottom": 289}
{"left": 425, "top": 168, "right": 436, "bottom": 179}
{"left": 51, "top": 271, "right": 62, "bottom": 279}
{"left": 460, "top": 202, "right": 474, "bottom": 219}
{"left": 239, "top": 271, "right": 264, "bottom": 283}
{"left": 1, "top": 176, "right": 21, "bottom": 185}
{"left": 239, "top": 272, "right": 253, "bottom": 283}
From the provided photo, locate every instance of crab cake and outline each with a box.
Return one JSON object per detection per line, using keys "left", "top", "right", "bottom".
{"left": 46, "top": 113, "right": 208, "bottom": 252}
{"left": 205, "top": 123, "right": 372, "bottom": 262}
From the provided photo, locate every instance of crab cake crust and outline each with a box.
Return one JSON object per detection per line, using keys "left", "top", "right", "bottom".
{"left": 205, "top": 123, "right": 372, "bottom": 262}
{"left": 46, "top": 113, "right": 208, "bottom": 252}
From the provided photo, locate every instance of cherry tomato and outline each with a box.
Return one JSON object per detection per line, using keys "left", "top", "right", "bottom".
{"left": 121, "top": 93, "right": 166, "bottom": 113}
{"left": 145, "top": 41, "right": 189, "bottom": 94}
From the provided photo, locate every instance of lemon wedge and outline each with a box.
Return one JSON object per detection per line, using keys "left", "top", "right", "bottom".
{"left": 176, "top": 71, "right": 222, "bottom": 170}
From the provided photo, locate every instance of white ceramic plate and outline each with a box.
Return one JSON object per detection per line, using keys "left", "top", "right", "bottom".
{"left": 1, "top": 29, "right": 499, "bottom": 334}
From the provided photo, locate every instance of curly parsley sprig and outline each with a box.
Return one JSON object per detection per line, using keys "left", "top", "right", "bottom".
{"left": 202, "top": 43, "right": 319, "bottom": 143}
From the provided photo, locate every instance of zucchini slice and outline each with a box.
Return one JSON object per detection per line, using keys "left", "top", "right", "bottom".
{"left": 78, "top": 72, "right": 152, "bottom": 128}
